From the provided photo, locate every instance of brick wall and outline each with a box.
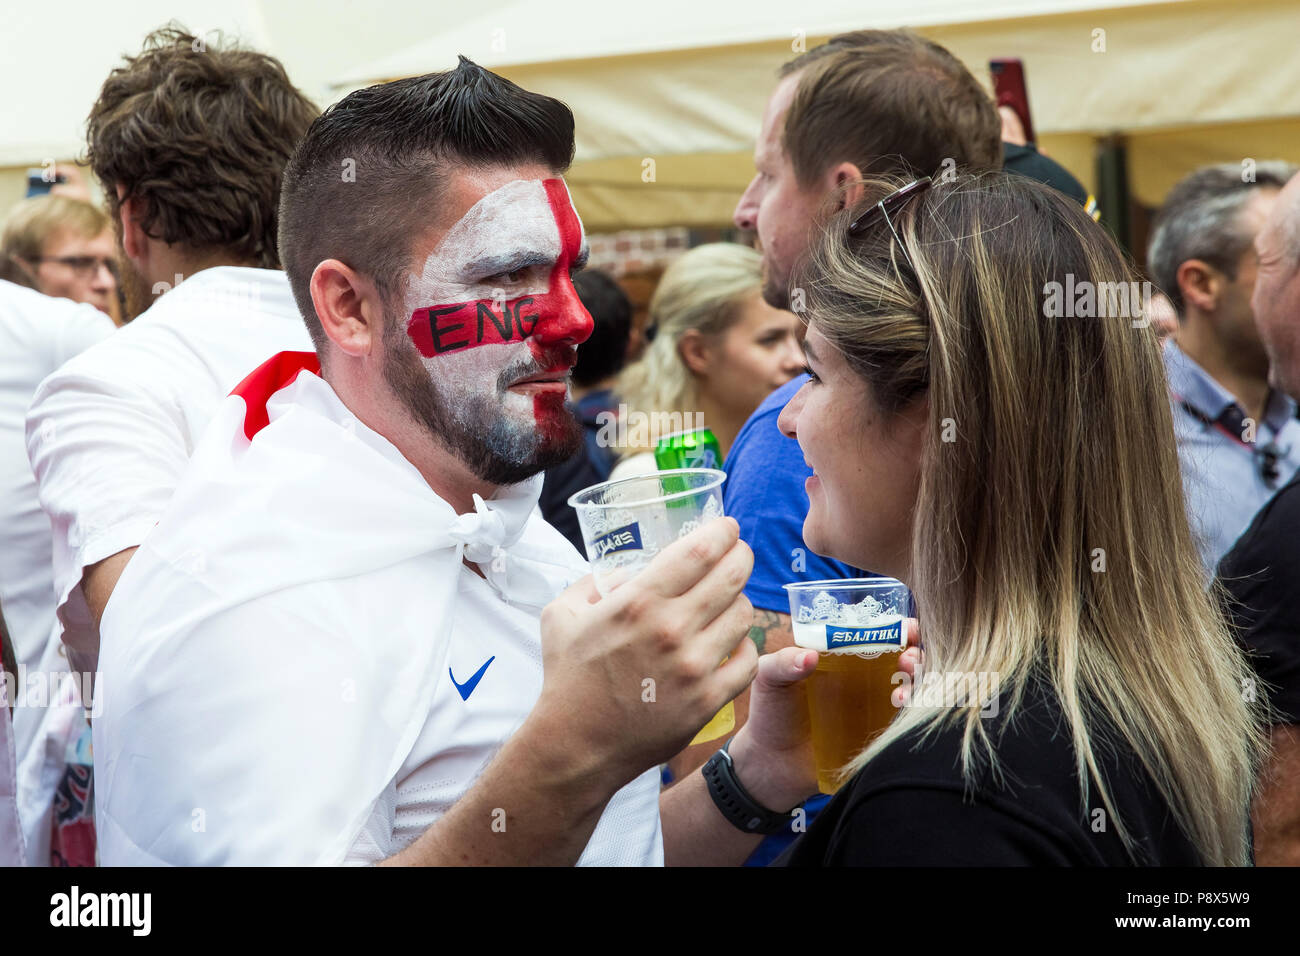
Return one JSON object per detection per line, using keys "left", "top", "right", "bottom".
{"left": 585, "top": 227, "right": 691, "bottom": 277}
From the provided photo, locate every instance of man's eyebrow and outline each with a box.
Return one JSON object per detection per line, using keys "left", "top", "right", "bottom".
{"left": 462, "top": 249, "right": 553, "bottom": 276}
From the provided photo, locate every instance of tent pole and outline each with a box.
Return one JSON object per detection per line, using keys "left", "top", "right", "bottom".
{"left": 1095, "top": 134, "right": 1132, "bottom": 254}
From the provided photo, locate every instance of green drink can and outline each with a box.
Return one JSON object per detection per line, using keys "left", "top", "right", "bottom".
{"left": 654, "top": 427, "right": 723, "bottom": 471}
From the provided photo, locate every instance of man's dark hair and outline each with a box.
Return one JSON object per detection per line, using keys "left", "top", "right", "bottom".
{"left": 86, "top": 24, "right": 319, "bottom": 269}
{"left": 778, "top": 29, "right": 1002, "bottom": 183}
{"left": 572, "top": 270, "right": 632, "bottom": 388}
{"left": 1147, "top": 161, "right": 1296, "bottom": 316}
{"left": 279, "top": 57, "right": 576, "bottom": 351}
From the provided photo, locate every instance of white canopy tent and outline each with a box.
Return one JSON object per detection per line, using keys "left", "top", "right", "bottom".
{"left": 0, "top": 0, "right": 524, "bottom": 164}
{"left": 334, "top": 0, "right": 1300, "bottom": 228}
{"left": 3, "top": 0, "right": 1298, "bottom": 228}
{"left": 0, "top": 0, "right": 519, "bottom": 201}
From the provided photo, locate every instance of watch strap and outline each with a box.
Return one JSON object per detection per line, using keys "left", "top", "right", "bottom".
{"left": 701, "top": 738, "right": 793, "bottom": 836}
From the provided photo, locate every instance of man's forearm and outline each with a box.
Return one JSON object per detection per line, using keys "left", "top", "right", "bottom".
{"left": 381, "top": 708, "right": 625, "bottom": 866}
{"left": 661, "top": 727, "right": 810, "bottom": 866}
{"left": 660, "top": 762, "right": 767, "bottom": 866}
{"left": 84, "top": 547, "right": 138, "bottom": 626}
{"left": 662, "top": 619, "right": 814, "bottom": 866}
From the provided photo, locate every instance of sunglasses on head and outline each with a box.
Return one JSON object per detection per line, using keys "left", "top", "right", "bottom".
{"left": 846, "top": 176, "right": 933, "bottom": 273}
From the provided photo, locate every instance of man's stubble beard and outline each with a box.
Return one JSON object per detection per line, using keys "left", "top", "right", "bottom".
{"left": 381, "top": 318, "right": 584, "bottom": 487}
{"left": 761, "top": 271, "right": 791, "bottom": 311}
{"left": 758, "top": 237, "right": 793, "bottom": 311}
{"left": 115, "top": 249, "right": 154, "bottom": 321}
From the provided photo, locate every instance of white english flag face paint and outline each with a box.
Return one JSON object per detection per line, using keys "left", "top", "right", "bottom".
{"left": 398, "top": 177, "right": 593, "bottom": 469}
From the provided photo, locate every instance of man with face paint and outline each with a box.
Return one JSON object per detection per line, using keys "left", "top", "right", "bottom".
{"left": 91, "top": 60, "right": 819, "bottom": 866}
{"left": 393, "top": 175, "right": 595, "bottom": 484}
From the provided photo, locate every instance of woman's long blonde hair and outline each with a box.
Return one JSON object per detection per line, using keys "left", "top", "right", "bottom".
{"left": 615, "top": 243, "right": 762, "bottom": 450}
{"left": 804, "top": 171, "right": 1265, "bottom": 866}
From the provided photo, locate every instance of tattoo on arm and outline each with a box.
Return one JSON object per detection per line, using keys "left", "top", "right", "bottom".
{"left": 747, "top": 609, "right": 792, "bottom": 655}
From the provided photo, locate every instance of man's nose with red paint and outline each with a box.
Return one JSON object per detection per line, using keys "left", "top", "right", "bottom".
{"left": 531, "top": 274, "right": 594, "bottom": 348}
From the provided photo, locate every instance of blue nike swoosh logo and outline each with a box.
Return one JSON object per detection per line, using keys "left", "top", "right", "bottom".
{"left": 449, "top": 656, "right": 496, "bottom": 701}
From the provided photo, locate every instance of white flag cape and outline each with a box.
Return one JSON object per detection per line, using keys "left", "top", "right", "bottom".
{"left": 94, "top": 352, "right": 594, "bottom": 864}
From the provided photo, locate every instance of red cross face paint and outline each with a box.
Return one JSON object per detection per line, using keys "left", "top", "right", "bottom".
{"left": 400, "top": 177, "right": 593, "bottom": 478}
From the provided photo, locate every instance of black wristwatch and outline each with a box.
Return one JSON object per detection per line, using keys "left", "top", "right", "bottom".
{"left": 701, "top": 738, "right": 794, "bottom": 835}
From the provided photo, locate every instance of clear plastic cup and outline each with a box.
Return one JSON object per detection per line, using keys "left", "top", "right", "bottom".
{"left": 568, "top": 468, "right": 727, "bottom": 596}
{"left": 783, "top": 577, "right": 912, "bottom": 792}
{"left": 569, "top": 468, "right": 732, "bottom": 744}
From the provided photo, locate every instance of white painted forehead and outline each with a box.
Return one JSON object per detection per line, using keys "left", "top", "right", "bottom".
{"left": 411, "top": 178, "right": 587, "bottom": 297}
{"left": 445, "top": 179, "right": 548, "bottom": 239}
{"left": 434, "top": 179, "right": 584, "bottom": 256}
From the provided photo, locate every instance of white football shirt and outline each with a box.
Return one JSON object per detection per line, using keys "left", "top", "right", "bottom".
{"left": 94, "top": 364, "right": 663, "bottom": 865}
{"left": 25, "top": 266, "right": 312, "bottom": 679}
{"left": 345, "top": 563, "right": 663, "bottom": 865}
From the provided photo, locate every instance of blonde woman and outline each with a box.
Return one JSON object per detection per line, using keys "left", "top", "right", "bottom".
{"left": 610, "top": 243, "right": 802, "bottom": 477}
{"left": 753, "top": 171, "right": 1263, "bottom": 865}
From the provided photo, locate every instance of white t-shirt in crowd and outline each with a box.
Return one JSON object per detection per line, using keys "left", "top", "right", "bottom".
{"left": 0, "top": 280, "right": 113, "bottom": 680}
{"left": 0, "top": 279, "right": 114, "bottom": 864}
{"left": 25, "top": 266, "right": 312, "bottom": 680}
{"left": 95, "top": 360, "right": 663, "bottom": 865}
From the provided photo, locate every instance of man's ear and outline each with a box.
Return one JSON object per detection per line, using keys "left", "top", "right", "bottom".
{"left": 115, "top": 189, "right": 148, "bottom": 265}
{"left": 310, "top": 259, "right": 384, "bottom": 358}
{"left": 828, "top": 162, "right": 867, "bottom": 211}
{"left": 1176, "top": 259, "right": 1222, "bottom": 315}
{"left": 677, "top": 328, "right": 713, "bottom": 377}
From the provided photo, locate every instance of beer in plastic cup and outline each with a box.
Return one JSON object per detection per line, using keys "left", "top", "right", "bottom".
{"left": 784, "top": 577, "right": 911, "bottom": 793}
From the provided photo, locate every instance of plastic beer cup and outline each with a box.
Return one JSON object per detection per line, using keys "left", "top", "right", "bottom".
{"left": 784, "top": 577, "right": 912, "bottom": 793}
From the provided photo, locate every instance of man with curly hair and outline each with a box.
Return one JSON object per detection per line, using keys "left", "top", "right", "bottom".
{"left": 21, "top": 26, "right": 318, "bottom": 864}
